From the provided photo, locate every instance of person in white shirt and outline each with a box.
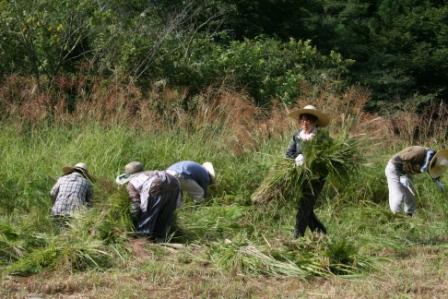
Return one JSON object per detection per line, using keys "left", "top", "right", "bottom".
{"left": 116, "top": 161, "right": 181, "bottom": 240}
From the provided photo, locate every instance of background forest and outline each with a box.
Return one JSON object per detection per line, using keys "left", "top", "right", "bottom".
{"left": 1, "top": 0, "right": 448, "bottom": 110}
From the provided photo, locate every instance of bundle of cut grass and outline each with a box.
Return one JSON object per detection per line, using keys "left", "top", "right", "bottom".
{"left": 251, "top": 130, "right": 360, "bottom": 204}
{"left": 210, "top": 237, "right": 373, "bottom": 278}
{"left": 250, "top": 160, "right": 304, "bottom": 204}
{"left": 2, "top": 189, "right": 132, "bottom": 276}
{"left": 0, "top": 218, "right": 49, "bottom": 268}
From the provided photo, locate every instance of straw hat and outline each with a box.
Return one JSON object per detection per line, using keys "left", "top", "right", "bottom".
{"left": 429, "top": 149, "right": 448, "bottom": 178}
{"left": 202, "top": 161, "right": 216, "bottom": 183}
{"left": 288, "top": 105, "right": 330, "bottom": 127}
{"left": 63, "top": 162, "right": 93, "bottom": 181}
{"left": 115, "top": 161, "right": 144, "bottom": 185}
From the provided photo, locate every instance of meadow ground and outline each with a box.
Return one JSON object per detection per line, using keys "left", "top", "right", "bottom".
{"left": 1, "top": 86, "right": 448, "bottom": 298}
{"left": 2, "top": 206, "right": 448, "bottom": 298}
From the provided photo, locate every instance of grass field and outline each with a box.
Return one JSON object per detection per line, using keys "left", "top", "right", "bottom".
{"left": 1, "top": 86, "right": 448, "bottom": 298}
{"left": 1, "top": 121, "right": 448, "bottom": 298}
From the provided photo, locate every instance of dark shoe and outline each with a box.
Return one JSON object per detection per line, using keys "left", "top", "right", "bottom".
{"left": 293, "top": 229, "right": 304, "bottom": 239}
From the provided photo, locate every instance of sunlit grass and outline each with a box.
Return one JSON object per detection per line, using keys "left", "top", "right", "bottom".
{"left": 1, "top": 122, "right": 448, "bottom": 283}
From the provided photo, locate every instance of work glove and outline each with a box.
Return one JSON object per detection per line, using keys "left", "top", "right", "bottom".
{"left": 399, "top": 176, "right": 415, "bottom": 196}
{"left": 295, "top": 154, "right": 305, "bottom": 167}
{"left": 434, "top": 177, "right": 445, "bottom": 192}
{"left": 130, "top": 201, "right": 141, "bottom": 221}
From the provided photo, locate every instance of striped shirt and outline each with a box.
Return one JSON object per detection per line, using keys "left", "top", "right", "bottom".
{"left": 391, "top": 146, "right": 428, "bottom": 175}
{"left": 50, "top": 172, "right": 93, "bottom": 216}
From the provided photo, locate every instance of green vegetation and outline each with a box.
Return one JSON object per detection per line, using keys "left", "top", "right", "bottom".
{"left": 0, "top": 117, "right": 447, "bottom": 285}
{"left": 1, "top": 0, "right": 448, "bottom": 297}
{"left": 1, "top": 0, "right": 447, "bottom": 107}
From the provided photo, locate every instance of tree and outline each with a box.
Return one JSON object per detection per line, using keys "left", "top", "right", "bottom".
{"left": 0, "top": 0, "right": 97, "bottom": 84}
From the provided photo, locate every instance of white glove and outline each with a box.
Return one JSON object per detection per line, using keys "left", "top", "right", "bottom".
{"left": 434, "top": 178, "right": 445, "bottom": 192}
{"left": 399, "top": 176, "right": 415, "bottom": 196}
{"left": 295, "top": 154, "right": 305, "bottom": 166}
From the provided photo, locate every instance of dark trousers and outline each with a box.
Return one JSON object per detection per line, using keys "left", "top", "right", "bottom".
{"left": 294, "top": 177, "right": 327, "bottom": 238}
{"left": 136, "top": 175, "right": 180, "bottom": 240}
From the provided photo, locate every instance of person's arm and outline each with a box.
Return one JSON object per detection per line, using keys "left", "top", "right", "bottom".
{"left": 127, "top": 183, "right": 140, "bottom": 203}
{"left": 50, "top": 179, "right": 61, "bottom": 202}
{"left": 286, "top": 134, "right": 299, "bottom": 159}
{"left": 85, "top": 184, "right": 94, "bottom": 207}
{"left": 433, "top": 177, "right": 445, "bottom": 192}
{"left": 203, "top": 185, "right": 208, "bottom": 198}
{"left": 127, "top": 182, "right": 142, "bottom": 221}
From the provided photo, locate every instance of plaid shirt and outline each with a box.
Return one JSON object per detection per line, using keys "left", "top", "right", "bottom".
{"left": 50, "top": 172, "right": 93, "bottom": 216}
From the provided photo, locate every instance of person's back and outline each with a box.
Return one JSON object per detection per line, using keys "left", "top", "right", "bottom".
{"left": 51, "top": 171, "right": 93, "bottom": 216}
{"left": 167, "top": 160, "right": 215, "bottom": 201}
{"left": 116, "top": 161, "right": 181, "bottom": 240}
{"left": 167, "top": 161, "right": 210, "bottom": 189}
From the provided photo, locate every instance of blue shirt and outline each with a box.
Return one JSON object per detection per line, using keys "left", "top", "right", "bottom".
{"left": 167, "top": 161, "right": 211, "bottom": 196}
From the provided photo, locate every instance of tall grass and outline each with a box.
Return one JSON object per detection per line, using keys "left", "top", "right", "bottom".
{"left": 1, "top": 81, "right": 448, "bottom": 281}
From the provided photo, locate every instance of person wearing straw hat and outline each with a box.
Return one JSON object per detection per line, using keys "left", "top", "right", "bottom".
{"left": 166, "top": 161, "right": 215, "bottom": 203}
{"left": 50, "top": 162, "right": 94, "bottom": 225}
{"left": 285, "top": 105, "right": 331, "bottom": 238}
{"left": 116, "top": 161, "right": 181, "bottom": 240}
{"left": 385, "top": 146, "right": 448, "bottom": 216}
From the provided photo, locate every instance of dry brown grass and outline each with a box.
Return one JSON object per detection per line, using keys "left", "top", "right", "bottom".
{"left": 2, "top": 242, "right": 447, "bottom": 299}
{"left": 1, "top": 74, "right": 448, "bottom": 153}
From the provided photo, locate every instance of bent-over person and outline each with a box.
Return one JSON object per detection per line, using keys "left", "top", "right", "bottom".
{"left": 385, "top": 146, "right": 448, "bottom": 216}
{"left": 50, "top": 162, "right": 94, "bottom": 227}
{"left": 166, "top": 160, "right": 215, "bottom": 203}
{"left": 116, "top": 161, "right": 181, "bottom": 240}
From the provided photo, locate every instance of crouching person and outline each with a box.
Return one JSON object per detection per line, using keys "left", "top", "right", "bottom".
{"left": 166, "top": 161, "right": 215, "bottom": 203}
{"left": 116, "top": 161, "right": 181, "bottom": 240}
{"left": 50, "top": 162, "right": 94, "bottom": 228}
{"left": 385, "top": 146, "right": 448, "bottom": 216}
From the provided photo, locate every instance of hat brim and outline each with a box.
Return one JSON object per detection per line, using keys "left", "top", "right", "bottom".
{"left": 63, "top": 166, "right": 94, "bottom": 182}
{"left": 429, "top": 149, "right": 448, "bottom": 178}
{"left": 288, "top": 108, "right": 330, "bottom": 127}
{"left": 115, "top": 173, "right": 131, "bottom": 185}
{"left": 115, "top": 172, "right": 145, "bottom": 185}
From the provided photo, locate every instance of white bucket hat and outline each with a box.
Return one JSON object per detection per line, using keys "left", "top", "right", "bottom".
{"left": 288, "top": 105, "right": 330, "bottom": 127}
{"left": 115, "top": 161, "right": 144, "bottom": 185}
{"left": 63, "top": 162, "right": 93, "bottom": 181}
{"left": 429, "top": 149, "right": 448, "bottom": 178}
{"left": 202, "top": 161, "right": 216, "bottom": 184}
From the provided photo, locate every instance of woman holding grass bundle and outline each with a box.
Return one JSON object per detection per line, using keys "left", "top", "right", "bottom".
{"left": 286, "top": 105, "right": 331, "bottom": 238}
{"left": 385, "top": 146, "right": 448, "bottom": 216}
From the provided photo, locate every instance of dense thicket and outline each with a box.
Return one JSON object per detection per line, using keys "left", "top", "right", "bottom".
{"left": 1, "top": 0, "right": 447, "bottom": 109}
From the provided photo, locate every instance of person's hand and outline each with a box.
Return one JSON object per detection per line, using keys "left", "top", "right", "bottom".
{"left": 130, "top": 201, "right": 141, "bottom": 220}
{"left": 295, "top": 154, "right": 305, "bottom": 167}
{"left": 434, "top": 177, "right": 445, "bottom": 192}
